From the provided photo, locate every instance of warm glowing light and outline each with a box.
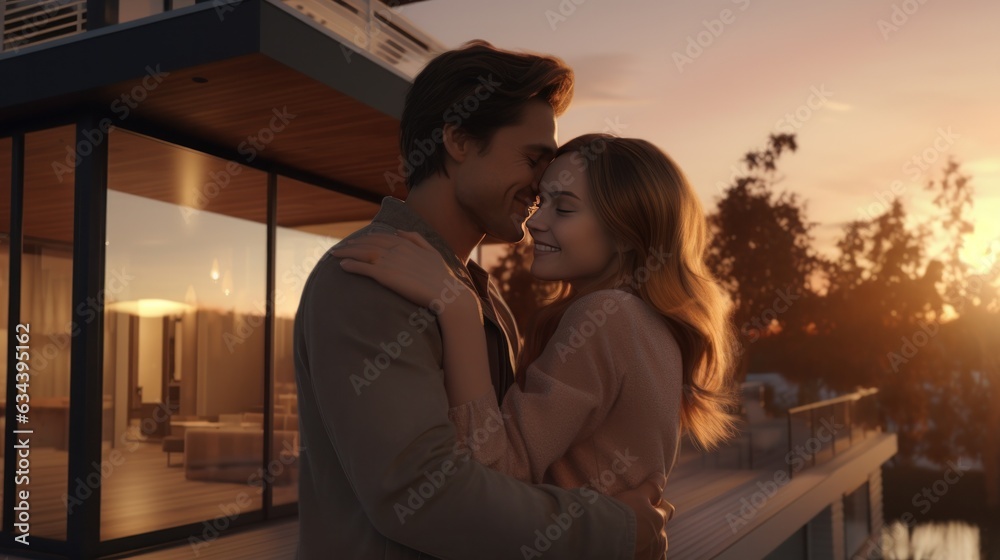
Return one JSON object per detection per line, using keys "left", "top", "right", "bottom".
{"left": 222, "top": 270, "right": 233, "bottom": 297}
{"left": 107, "top": 298, "right": 193, "bottom": 317}
{"left": 184, "top": 284, "right": 198, "bottom": 306}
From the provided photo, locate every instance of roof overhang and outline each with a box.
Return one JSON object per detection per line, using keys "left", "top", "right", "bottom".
{"left": 0, "top": 0, "right": 414, "bottom": 207}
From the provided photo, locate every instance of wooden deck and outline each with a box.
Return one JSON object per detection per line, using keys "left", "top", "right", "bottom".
{"left": 0, "top": 519, "right": 298, "bottom": 560}
{"left": 666, "top": 449, "right": 780, "bottom": 559}
{"left": 0, "top": 445, "right": 787, "bottom": 559}
{"left": 0, "top": 435, "right": 297, "bottom": 550}
{"left": 0, "top": 432, "right": 892, "bottom": 559}
{"left": 116, "top": 520, "right": 298, "bottom": 559}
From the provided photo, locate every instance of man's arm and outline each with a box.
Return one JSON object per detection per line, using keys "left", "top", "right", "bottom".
{"left": 301, "top": 254, "right": 639, "bottom": 558}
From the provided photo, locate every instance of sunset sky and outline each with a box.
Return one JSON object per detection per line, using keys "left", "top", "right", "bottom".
{"left": 399, "top": 0, "right": 999, "bottom": 272}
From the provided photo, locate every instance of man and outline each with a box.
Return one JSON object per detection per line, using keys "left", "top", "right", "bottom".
{"left": 294, "top": 39, "right": 669, "bottom": 559}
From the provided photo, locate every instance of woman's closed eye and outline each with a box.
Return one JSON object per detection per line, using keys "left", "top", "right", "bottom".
{"left": 536, "top": 199, "right": 574, "bottom": 214}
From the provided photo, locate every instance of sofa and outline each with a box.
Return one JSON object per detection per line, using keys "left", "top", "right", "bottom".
{"left": 184, "top": 426, "right": 299, "bottom": 485}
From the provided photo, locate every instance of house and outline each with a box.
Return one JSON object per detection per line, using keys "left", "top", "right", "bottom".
{"left": 0, "top": 0, "right": 447, "bottom": 557}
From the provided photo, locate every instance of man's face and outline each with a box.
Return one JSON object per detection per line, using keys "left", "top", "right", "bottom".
{"left": 451, "top": 99, "right": 557, "bottom": 243}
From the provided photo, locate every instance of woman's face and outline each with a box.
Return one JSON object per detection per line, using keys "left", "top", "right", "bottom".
{"left": 525, "top": 153, "right": 618, "bottom": 289}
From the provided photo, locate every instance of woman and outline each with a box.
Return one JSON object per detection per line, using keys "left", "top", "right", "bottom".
{"left": 331, "top": 133, "right": 738, "bottom": 507}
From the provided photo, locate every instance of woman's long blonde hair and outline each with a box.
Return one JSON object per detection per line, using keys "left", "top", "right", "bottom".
{"left": 516, "top": 133, "right": 740, "bottom": 450}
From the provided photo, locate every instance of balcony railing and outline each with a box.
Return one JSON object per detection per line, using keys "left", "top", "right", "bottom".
{"left": 1, "top": 0, "right": 87, "bottom": 53}
{"left": 275, "top": 0, "right": 444, "bottom": 78}
{"left": 786, "top": 386, "right": 881, "bottom": 478}
{"left": 700, "top": 387, "right": 883, "bottom": 478}
{"left": 0, "top": 0, "right": 444, "bottom": 80}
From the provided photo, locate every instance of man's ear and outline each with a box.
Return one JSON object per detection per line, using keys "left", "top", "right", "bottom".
{"left": 442, "top": 123, "right": 473, "bottom": 163}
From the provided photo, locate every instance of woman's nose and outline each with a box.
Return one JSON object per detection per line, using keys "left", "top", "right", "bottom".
{"left": 526, "top": 209, "right": 546, "bottom": 232}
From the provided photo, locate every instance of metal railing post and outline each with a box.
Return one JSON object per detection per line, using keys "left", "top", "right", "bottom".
{"left": 787, "top": 412, "right": 794, "bottom": 480}
{"left": 847, "top": 398, "right": 853, "bottom": 446}
{"left": 810, "top": 407, "right": 816, "bottom": 467}
{"left": 831, "top": 404, "right": 837, "bottom": 457}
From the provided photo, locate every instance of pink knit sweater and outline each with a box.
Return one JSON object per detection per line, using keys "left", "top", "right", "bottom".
{"left": 447, "top": 288, "right": 684, "bottom": 497}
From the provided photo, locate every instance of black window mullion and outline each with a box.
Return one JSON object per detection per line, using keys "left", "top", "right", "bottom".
{"left": 67, "top": 113, "right": 109, "bottom": 559}
{"left": 3, "top": 133, "right": 25, "bottom": 539}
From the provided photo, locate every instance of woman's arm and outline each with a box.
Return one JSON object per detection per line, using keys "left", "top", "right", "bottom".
{"left": 331, "top": 232, "right": 624, "bottom": 484}
{"left": 436, "top": 291, "right": 495, "bottom": 406}
{"left": 446, "top": 292, "right": 638, "bottom": 484}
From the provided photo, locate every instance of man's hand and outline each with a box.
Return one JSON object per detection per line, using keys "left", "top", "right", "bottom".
{"left": 613, "top": 472, "right": 669, "bottom": 560}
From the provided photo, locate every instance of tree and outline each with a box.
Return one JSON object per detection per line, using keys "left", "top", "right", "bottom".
{"left": 706, "top": 133, "right": 820, "bottom": 379}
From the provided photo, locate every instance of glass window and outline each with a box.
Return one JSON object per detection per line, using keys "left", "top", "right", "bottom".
{"left": 118, "top": 0, "right": 198, "bottom": 24}
{"left": 118, "top": 0, "right": 164, "bottom": 24}
{"left": 101, "top": 128, "right": 267, "bottom": 540}
{"left": 19, "top": 125, "right": 77, "bottom": 541}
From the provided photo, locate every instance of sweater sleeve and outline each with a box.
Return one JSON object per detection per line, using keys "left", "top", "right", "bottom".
{"left": 447, "top": 290, "right": 634, "bottom": 483}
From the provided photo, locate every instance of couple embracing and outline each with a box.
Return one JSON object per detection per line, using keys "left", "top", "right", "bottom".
{"left": 294, "top": 39, "right": 738, "bottom": 559}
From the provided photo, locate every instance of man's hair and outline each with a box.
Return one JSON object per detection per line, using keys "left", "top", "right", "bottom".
{"left": 399, "top": 39, "right": 574, "bottom": 190}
